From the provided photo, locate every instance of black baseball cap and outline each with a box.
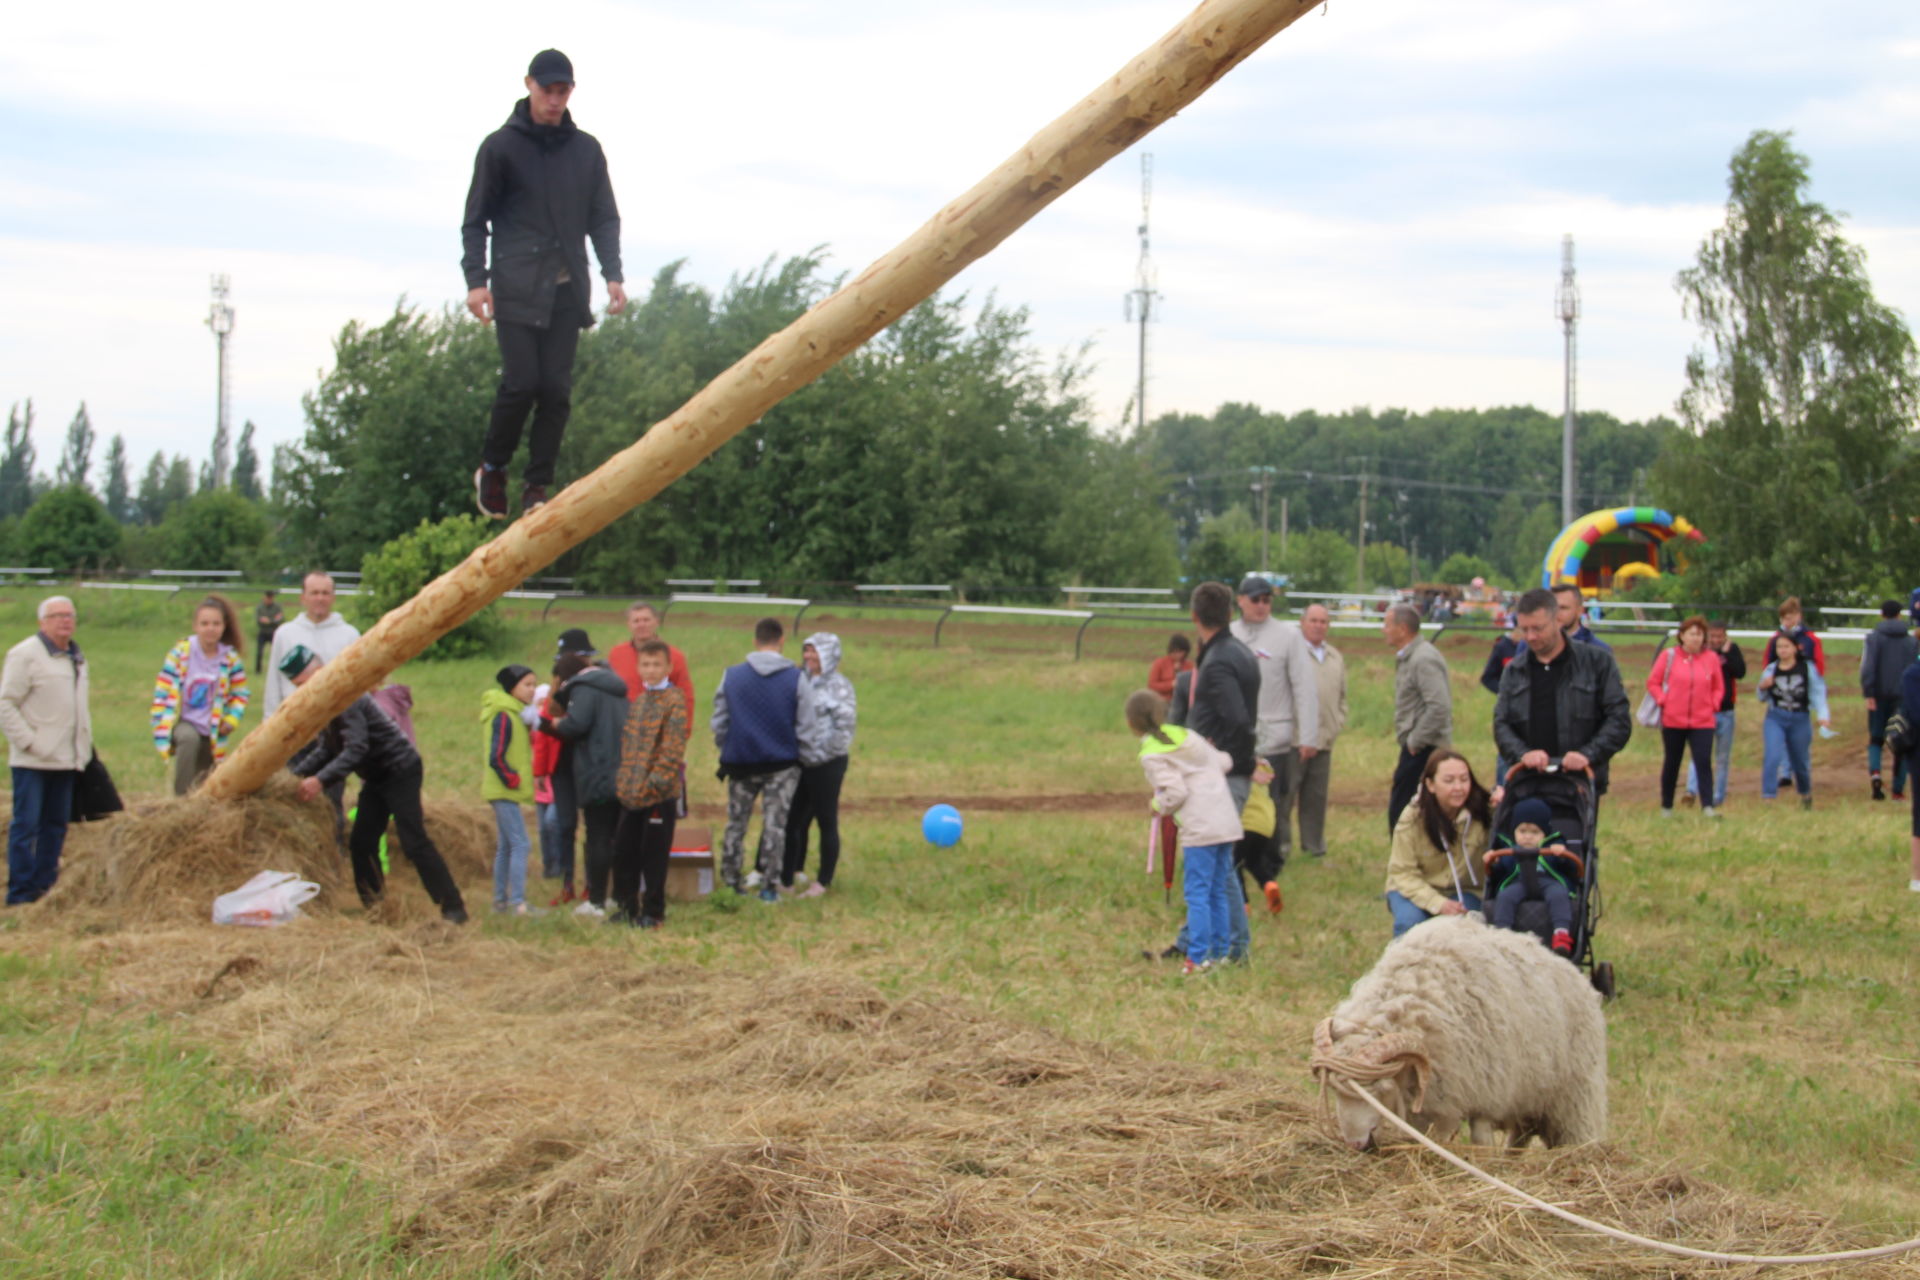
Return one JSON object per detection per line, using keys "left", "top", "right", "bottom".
{"left": 555, "top": 627, "right": 596, "bottom": 656}
{"left": 1236, "top": 575, "right": 1274, "bottom": 598}
{"left": 529, "top": 49, "right": 574, "bottom": 87}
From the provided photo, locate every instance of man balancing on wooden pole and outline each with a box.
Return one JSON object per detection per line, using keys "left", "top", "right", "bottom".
{"left": 463, "top": 48, "right": 626, "bottom": 520}
{"left": 207, "top": 0, "right": 1323, "bottom": 804}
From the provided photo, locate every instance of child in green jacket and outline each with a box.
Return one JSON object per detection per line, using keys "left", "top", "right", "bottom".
{"left": 483, "top": 664, "right": 539, "bottom": 915}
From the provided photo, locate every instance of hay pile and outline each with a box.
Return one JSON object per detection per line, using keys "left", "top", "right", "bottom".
{"left": 45, "top": 781, "right": 499, "bottom": 924}
{"left": 53, "top": 924, "right": 1912, "bottom": 1279}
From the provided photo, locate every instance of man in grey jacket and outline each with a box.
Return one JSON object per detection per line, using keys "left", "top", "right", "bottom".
{"left": 1229, "top": 576, "right": 1318, "bottom": 886}
{"left": 1384, "top": 603, "right": 1451, "bottom": 832}
{"left": 1862, "top": 599, "right": 1919, "bottom": 801}
{"left": 0, "top": 596, "right": 92, "bottom": 905}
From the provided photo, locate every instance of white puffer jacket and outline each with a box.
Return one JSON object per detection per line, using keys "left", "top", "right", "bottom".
{"left": 1139, "top": 726, "right": 1244, "bottom": 848}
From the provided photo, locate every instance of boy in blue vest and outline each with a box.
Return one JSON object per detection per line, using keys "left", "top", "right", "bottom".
{"left": 711, "top": 617, "right": 822, "bottom": 901}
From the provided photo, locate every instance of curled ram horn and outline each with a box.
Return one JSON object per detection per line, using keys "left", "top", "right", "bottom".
{"left": 1357, "top": 1033, "right": 1432, "bottom": 1114}
{"left": 1312, "top": 1018, "right": 1334, "bottom": 1056}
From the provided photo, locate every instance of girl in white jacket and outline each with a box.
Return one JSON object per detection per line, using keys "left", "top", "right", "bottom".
{"left": 1129, "top": 690, "right": 1243, "bottom": 974}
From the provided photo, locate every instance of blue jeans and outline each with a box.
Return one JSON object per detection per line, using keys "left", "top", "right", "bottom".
{"left": 1182, "top": 843, "right": 1236, "bottom": 965}
{"left": 1868, "top": 706, "right": 1912, "bottom": 794}
{"left": 1174, "top": 857, "right": 1250, "bottom": 960}
{"left": 536, "top": 799, "right": 565, "bottom": 879}
{"left": 1685, "top": 709, "right": 1735, "bottom": 806}
{"left": 1761, "top": 708, "right": 1812, "bottom": 798}
{"left": 491, "top": 800, "right": 531, "bottom": 909}
{"left": 7, "top": 767, "right": 74, "bottom": 906}
{"left": 1386, "top": 889, "right": 1483, "bottom": 938}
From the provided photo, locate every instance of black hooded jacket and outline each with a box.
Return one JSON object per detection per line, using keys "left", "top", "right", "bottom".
{"left": 289, "top": 696, "right": 422, "bottom": 788}
{"left": 461, "top": 99, "right": 622, "bottom": 329}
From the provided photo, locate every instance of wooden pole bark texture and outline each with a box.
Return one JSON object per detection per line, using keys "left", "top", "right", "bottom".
{"left": 206, "top": 0, "right": 1319, "bottom": 799}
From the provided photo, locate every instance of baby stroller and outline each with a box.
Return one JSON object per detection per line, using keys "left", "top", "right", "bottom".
{"left": 1486, "top": 763, "right": 1616, "bottom": 1000}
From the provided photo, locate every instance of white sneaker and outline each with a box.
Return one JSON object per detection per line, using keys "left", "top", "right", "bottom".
{"left": 1702, "top": 807, "right": 1721, "bottom": 820}
{"left": 573, "top": 900, "right": 606, "bottom": 918}
{"left": 744, "top": 870, "right": 764, "bottom": 889}
{"left": 1910, "top": 880, "right": 1920, "bottom": 893}
{"left": 799, "top": 881, "right": 828, "bottom": 899}
{"left": 791, "top": 871, "right": 810, "bottom": 888}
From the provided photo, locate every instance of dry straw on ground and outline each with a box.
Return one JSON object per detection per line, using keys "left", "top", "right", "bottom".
{"left": 12, "top": 873, "right": 1910, "bottom": 1280}
{"left": 43, "top": 783, "right": 497, "bottom": 925}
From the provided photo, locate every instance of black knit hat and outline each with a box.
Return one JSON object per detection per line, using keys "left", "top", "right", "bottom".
{"left": 496, "top": 663, "right": 534, "bottom": 695}
{"left": 1509, "top": 798, "right": 1553, "bottom": 835}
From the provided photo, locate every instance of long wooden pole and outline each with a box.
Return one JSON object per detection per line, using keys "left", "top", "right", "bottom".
{"left": 207, "top": 0, "right": 1320, "bottom": 799}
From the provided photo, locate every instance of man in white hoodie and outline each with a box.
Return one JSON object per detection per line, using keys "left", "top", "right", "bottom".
{"left": 263, "top": 573, "right": 362, "bottom": 717}
{"left": 1228, "top": 576, "right": 1319, "bottom": 893}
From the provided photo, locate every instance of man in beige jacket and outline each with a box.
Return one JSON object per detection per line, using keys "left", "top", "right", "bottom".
{"left": 1384, "top": 602, "right": 1451, "bottom": 833}
{"left": 1293, "top": 603, "right": 1348, "bottom": 859}
{"left": 1, "top": 596, "right": 93, "bottom": 904}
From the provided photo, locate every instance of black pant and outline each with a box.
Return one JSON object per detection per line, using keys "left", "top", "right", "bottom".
{"left": 1388, "top": 745, "right": 1433, "bottom": 834}
{"left": 782, "top": 755, "right": 849, "bottom": 887}
{"left": 483, "top": 281, "right": 581, "bottom": 487}
{"left": 580, "top": 799, "right": 621, "bottom": 906}
{"left": 550, "top": 768, "right": 579, "bottom": 889}
{"left": 612, "top": 803, "right": 676, "bottom": 921}
{"left": 350, "top": 762, "right": 464, "bottom": 914}
{"left": 1660, "top": 726, "right": 1715, "bottom": 809}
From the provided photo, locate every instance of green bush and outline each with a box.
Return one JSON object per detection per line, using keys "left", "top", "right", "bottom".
{"left": 156, "top": 490, "right": 272, "bottom": 571}
{"left": 354, "top": 514, "right": 504, "bottom": 660}
{"left": 15, "top": 485, "right": 119, "bottom": 573}
{"left": 1433, "top": 552, "right": 1499, "bottom": 585}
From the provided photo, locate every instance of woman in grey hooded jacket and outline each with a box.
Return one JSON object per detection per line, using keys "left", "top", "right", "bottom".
{"left": 782, "top": 632, "right": 857, "bottom": 895}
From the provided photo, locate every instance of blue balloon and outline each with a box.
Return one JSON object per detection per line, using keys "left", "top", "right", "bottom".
{"left": 921, "top": 803, "right": 963, "bottom": 847}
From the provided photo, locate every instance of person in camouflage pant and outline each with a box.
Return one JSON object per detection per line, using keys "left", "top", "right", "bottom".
{"left": 711, "top": 617, "right": 823, "bottom": 901}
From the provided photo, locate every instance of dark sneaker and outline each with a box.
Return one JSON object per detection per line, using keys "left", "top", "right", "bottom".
{"left": 636, "top": 916, "right": 662, "bottom": 930}
{"left": 1872, "top": 776, "right": 1886, "bottom": 801}
{"left": 475, "top": 466, "right": 508, "bottom": 519}
{"left": 521, "top": 483, "right": 548, "bottom": 513}
{"left": 441, "top": 905, "right": 469, "bottom": 925}
{"left": 757, "top": 886, "right": 781, "bottom": 904}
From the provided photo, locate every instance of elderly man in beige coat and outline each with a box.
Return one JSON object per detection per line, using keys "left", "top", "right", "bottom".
{"left": 1, "top": 596, "right": 93, "bottom": 904}
{"left": 1291, "top": 603, "right": 1348, "bottom": 859}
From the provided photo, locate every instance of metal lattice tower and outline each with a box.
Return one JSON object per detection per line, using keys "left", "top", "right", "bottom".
{"left": 1555, "top": 236, "right": 1579, "bottom": 526}
{"left": 206, "top": 274, "right": 235, "bottom": 489}
{"left": 1122, "top": 153, "right": 1162, "bottom": 433}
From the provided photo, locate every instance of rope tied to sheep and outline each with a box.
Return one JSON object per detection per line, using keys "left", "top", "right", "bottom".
{"left": 1322, "top": 1062, "right": 1920, "bottom": 1266}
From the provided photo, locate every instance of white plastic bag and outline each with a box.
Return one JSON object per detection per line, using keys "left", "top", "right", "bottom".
{"left": 212, "top": 870, "right": 321, "bottom": 927}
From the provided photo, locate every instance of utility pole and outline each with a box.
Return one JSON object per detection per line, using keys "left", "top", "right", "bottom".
{"left": 1249, "top": 465, "right": 1276, "bottom": 570}
{"left": 1555, "top": 235, "right": 1579, "bottom": 526}
{"left": 1278, "top": 496, "right": 1289, "bottom": 559}
{"left": 1122, "top": 153, "right": 1161, "bottom": 433}
{"left": 1354, "top": 467, "right": 1369, "bottom": 590}
{"left": 206, "top": 274, "right": 235, "bottom": 489}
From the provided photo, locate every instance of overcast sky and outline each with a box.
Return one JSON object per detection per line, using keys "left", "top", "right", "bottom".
{"left": 3, "top": 0, "right": 1915, "bottom": 477}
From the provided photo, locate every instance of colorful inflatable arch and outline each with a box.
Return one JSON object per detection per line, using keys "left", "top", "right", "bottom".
{"left": 1540, "top": 507, "right": 1704, "bottom": 592}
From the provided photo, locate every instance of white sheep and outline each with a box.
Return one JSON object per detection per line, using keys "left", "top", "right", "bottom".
{"left": 1310, "top": 913, "right": 1607, "bottom": 1151}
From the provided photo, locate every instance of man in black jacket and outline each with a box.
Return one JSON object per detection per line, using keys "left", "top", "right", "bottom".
{"left": 462, "top": 48, "right": 625, "bottom": 519}
{"left": 1494, "top": 588, "right": 1632, "bottom": 795}
{"left": 284, "top": 647, "right": 468, "bottom": 923}
{"left": 1863, "top": 600, "right": 1919, "bottom": 801}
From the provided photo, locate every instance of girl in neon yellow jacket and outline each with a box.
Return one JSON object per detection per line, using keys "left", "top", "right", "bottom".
{"left": 150, "top": 595, "right": 250, "bottom": 795}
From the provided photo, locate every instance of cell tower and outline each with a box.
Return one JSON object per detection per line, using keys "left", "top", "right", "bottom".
{"left": 1122, "top": 153, "right": 1161, "bottom": 433}
{"left": 206, "top": 274, "right": 235, "bottom": 489}
{"left": 1555, "top": 236, "right": 1579, "bottom": 526}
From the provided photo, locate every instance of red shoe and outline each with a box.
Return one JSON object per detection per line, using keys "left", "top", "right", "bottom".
{"left": 548, "top": 886, "right": 576, "bottom": 907}
{"left": 1263, "top": 881, "right": 1284, "bottom": 915}
{"left": 1550, "top": 929, "right": 1574, "bottom": 957}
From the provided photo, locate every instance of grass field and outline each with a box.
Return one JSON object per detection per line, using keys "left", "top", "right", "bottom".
{"left": 2, "top": 586, "right": 1917, "bottom": 1277}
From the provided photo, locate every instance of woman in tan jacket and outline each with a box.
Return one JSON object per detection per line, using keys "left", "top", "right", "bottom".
{"left": 1384, "top": 748, "right": 1491, "bottom": 937}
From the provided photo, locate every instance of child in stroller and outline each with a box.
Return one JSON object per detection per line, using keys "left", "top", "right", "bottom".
{"left": 1482, "top": 796, "right": 1583, "bottom": 957}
